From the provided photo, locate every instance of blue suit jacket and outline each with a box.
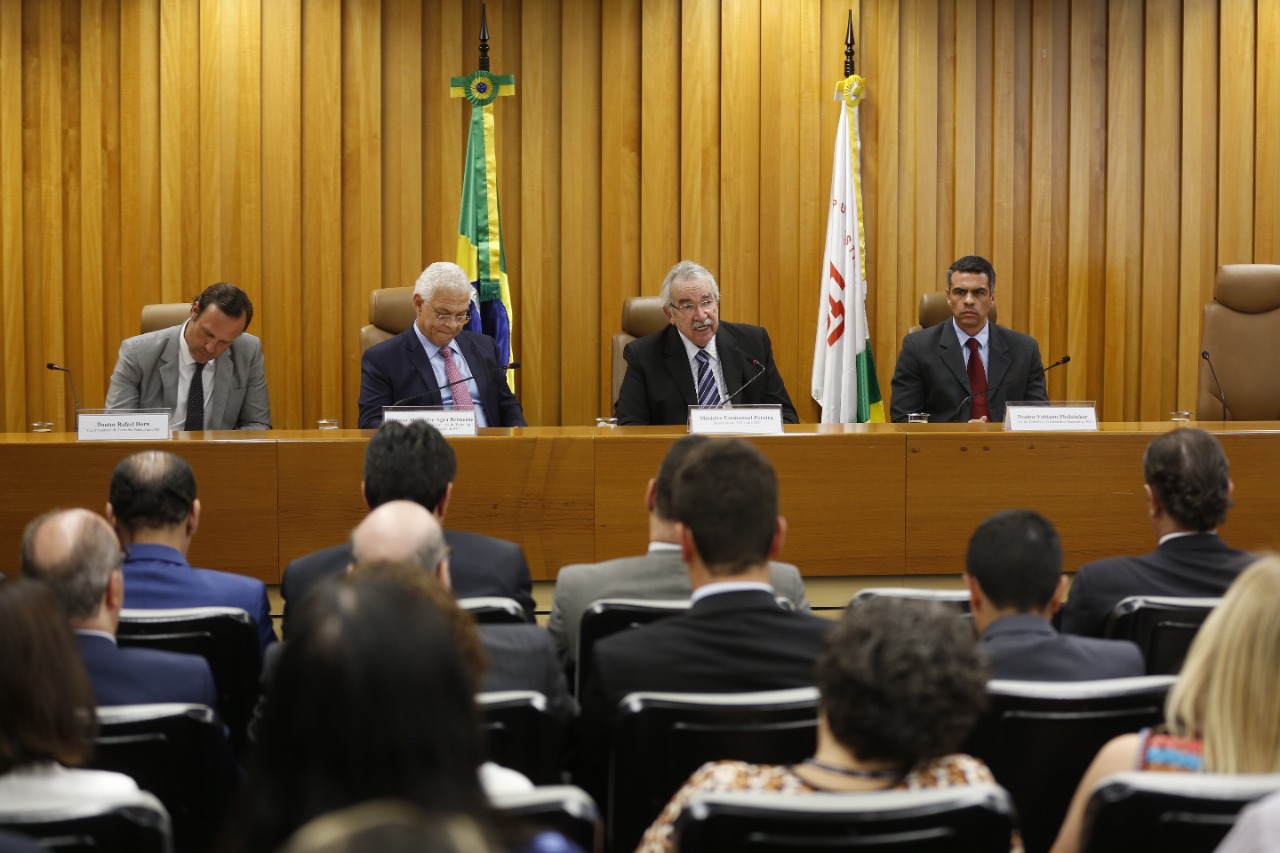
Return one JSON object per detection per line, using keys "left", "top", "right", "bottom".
{"left": 979, "top": 614, "right": 1145, "bottom": 681}
{"left": 358, "top": 328, "right": 526, "bottom": 428}
{"left": 76, "top": 631, "right": 218, "bottom": 707}
{"left": 121, "top": 544, "right": 277, "bottom": 654}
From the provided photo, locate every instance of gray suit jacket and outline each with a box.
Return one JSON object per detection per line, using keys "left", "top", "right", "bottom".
{"left": 547, "top": 546, "right": 810, "bottom": 666}
{"left": 106, "top": 324, "right": 271, "bottom": 430}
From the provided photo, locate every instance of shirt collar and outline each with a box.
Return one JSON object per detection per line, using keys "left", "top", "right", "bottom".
{"left": 678, "top": 331, "right": 719, "bottom": 364}
{"left": 74, "top": 628, "right": 118, "bottom": 644}
{"left": 950, "top": 317, "right": 990, "bottom": 350}
{"left": 1159, "top": 530, "right": 1214, "bottom": 546}
{"left": 691, "top": 580, "right": 773, "bottom": 603}
{"left": 413, "top": 323, "right": 459, "bottom": 361}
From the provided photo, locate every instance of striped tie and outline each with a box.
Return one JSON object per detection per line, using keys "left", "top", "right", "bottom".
{"left": 695, "top": 350, "right": 721, "bottom": 407}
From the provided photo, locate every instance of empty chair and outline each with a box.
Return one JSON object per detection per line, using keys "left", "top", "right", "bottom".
{"left": 964, "top": 676, "right": 1175, "bottom": 853}
{"left": 673, "top": 785, "right": 1017, "bottom": 853}
{"left": 492, "top": 785, "right": 601, "bottom": 853}
{"left": 849, "top": 587, "right": 971, "bottom": 612}
{"left": 1197, "top": 264, "right": 1280, "bottom": 420}
{"left": 1078, "top": 772, "right": 1280, "bottom": 853}
{"left": 359, "top": 287, "right": 415, "bottom": 351}
{"left": 575, "top": 599, "right": 690, "bottom": 696}
{"left": 1103, "top": 595, "right": 1220, "bottom": 675}
{"left": 477, "top": 691, "right": 564, "bottom": 786}
{"left": 0, "top": 793, "right": 173, "bottom": 853}
{"left": 459, "top": 596, "right": 529, "bottom": 625}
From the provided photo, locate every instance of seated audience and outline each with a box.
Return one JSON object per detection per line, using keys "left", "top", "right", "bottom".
{"left": 278, "top": 800, "right": 503, "bottom": 853}
{"left": 107, "top": 450, "right": 276, "bottom": 654}
{"left": 637, "top": 597, "right": 1001, "bottom": 853}
{"left": 965, "top": 510, "right": 1145, "bottom": 680}
{"left": 20, "top": 508, "right": 216, "bottom": 708}
{"left": 1052, "top": 556, "right": 1280, "bottom": 853}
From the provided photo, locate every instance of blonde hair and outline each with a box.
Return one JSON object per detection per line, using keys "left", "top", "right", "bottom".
{"left": 1165, "top": 555, "right": 1280, "bottom": 772}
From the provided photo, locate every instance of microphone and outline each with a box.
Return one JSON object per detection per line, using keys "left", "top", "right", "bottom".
{"left": 391, "top": 361, "right": 521, "bottom": 407}
{"left": 947, "top": 354, "right": 1070, "bottom": 422}
{"left": 46, "top": 362, "right": 81, "bottom": 423}
{"left": 1201, "top": 351, "right": 1229, "bottom": 420}
{"left": 720, "top": 358, "right": 768, "bottom": 405}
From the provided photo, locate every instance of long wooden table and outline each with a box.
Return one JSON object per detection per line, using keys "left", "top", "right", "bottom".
{"left": 2, "top": 423, "right": 1277, "bottom": 583}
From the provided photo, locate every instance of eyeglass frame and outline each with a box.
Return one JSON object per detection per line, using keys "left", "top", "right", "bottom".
{"left": 429, "top": 306, "right": 472, "bottom": 324}
{"left": 668, "top": 297, "right": 720, "bottom": 316}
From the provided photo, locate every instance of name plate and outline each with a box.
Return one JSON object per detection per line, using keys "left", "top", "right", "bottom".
{"left": 1004, "top": 402, "right": 1098, "bottom": 432}
{"left": 77, "top": 409, "right": 171, "bottom": 441}
{"left": 382, "top": 406, "right": 478, "bottom": 436}
{"left": 688, "top": 405, "right": 784, "bottom": 435}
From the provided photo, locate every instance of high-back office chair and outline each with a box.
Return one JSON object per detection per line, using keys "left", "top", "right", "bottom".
{"left": 672, "top": 785, "right": 1018, "bottom": 853}
{"left": 1079, "top": 772, "right": 1280, "bottom": 853}
{"left": 0, "top": 791, "right": 172, "bottom": 853}
{"left": 491, "top": 786, "right": 602, "bottom": 853}
{"left": 574, "top": 599, "right": 690, "bottom": 697}
{"left": 359, "top": 287, "right": 416, "bottom": 351}
{"left": 1197, "top": 264, "right": 1280, "bottom": 420}
{"left": 964, "top": 675, "right": 1176, "bottom": 853}
{"left": 907, "top": 292, "right": 997, "bottom": 334}
{"left": 477, "top": 691, "right": 564, "bottom": 786}
{"left": 458, "top": 596, "right": 529, "bottom": 625}
{"left": 140, "top": 303, "right": 193, "bottom": 334}
{"left": 849, "top": 587, "right": 971, "bottom": 612}
{"left": 610, "top": 297, "right": 669, "bottom": 405}
{"left": 1103, "top": 596, "right": 1220, "bottom": 675}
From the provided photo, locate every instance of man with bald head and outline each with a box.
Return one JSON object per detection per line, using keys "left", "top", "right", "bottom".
{"left": 107, "top": 449, "right": 276, "bottom": 654}
{"left": 21, "top": 508, "right": 216, "bottom": 707}
{"left": 349, "top": 500, "right": 450, "bottom": 584}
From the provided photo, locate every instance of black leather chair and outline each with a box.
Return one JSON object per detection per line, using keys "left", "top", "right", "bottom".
{"left": 0, "top": 791, "right": 172, "bottom": 853}
{"left": 90, "top": 703, "right": 235, "bottom": 853}
{"left": 574, "top": 599, "right": 690, "bottom": 696}
{"left": 607, "top": 687, "right": 820, "bottom": 853}
{"left": 964, "top": 675, "right": 1176, "bottom": 853}
{"left": 1079, "top": 772, "right": 1280, "bottom": 853}
{"left": 849, "top": 587, "right": 971, "bottom": 612}
{"left": 116, "top": 607, "right": 262, "bottom": 752}
{"left": 478, "top": 691, "right": 564, "bottom": 786}
{"left": 458, "top": 596, "right": 529, "bottom": 625}
{"left": 1103, "top": 595, "right": 1220, "bottom": 675}
{"left": 492, "top": 785, "right": 601, "bottom": 853}
{"left": 673, "top": 785, "right": 1017, "bottom": 852}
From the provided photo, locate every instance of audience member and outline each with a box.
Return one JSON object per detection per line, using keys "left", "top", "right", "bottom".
{"left": 278, "top": 801, "right": 502, "bottom": 853}
{"left": 280, "top": 420, "right": 534, "bottom": 633}
{"left": 548, "top": 434, "right": 809, "bottom": 668}
{"left": 1061, "top": 428, "right": 1253, "bottom": 637}
{"left": 637, "top": 597, "right": 1000, "bottom": 852}
{"left": 1052, "top": 556, "right": 1280, "bottom": 853}
{"left": 20, "top": 508, "right": 216, "bottom": 707}
{"left": 965, "top": 510, "right": 1144, "bottom": 680}
{"left": 1214, "top": 789, "right": 1280, "bottom": 853}
{"left": 107, "top": 450, "right": 276, "bottom": 654}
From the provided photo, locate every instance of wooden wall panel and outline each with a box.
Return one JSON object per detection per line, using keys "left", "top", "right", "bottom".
{"left": 1, "top": 0, "right": 1279, "bottom": 433}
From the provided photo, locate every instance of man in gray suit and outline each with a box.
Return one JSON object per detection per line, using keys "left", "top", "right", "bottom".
{"left": 106, "top": 282, "right": 271, "bottom": 430}
{"left": 548, "top": 434, "right": 810, "bottom": 668}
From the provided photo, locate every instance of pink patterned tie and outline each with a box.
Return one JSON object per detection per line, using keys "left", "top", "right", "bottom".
{"left": 440, "top": 346, "right": 474, "bottom": 410}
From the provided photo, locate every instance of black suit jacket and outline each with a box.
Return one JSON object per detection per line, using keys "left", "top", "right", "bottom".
{"left": 614, "top": 323, "right": 799, "bottom": 425}
{"left": 358, "top": 328, "right": 526, "bottom": 428}
{"left": 889, "top": 321, "right": 1048, "bottom": 422}
{"left": 979, "top": 614, "right": 1145, "bottom": 681}
{"left": 279, "top": 531, "right": 535, "bottom": 638}
{"left": 1060, "top": 534, "right": 1253, "bottom": 638}
{"left": 76, "top": 632, "right": 218, "bottom": 708}
{"left": 480, "top": 624, "right": 578, "bottom": 724}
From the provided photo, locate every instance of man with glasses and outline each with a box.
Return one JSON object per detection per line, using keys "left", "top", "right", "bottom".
{"left": 614, "top": 260, "right": 798, "bottom": 425}
{"left": 358, "top": 261, "right": 526, "bottom": 428}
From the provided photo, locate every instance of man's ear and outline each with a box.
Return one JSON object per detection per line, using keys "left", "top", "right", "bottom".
{"left": 644, "top": 478, "right": 657, "bottom": 514}
{"left": 436, "top": 557, "right": 452, "bottom": 591}
{"left": 187, "top": 498, "right": 201, "bottom": 537}
{"left": 768, "top": 516, "right": 788, "bottom": 559}
{"left": 435, "top": 482, "right": 453, "bottom": 520}
{"left": 677, "top": 522, "right": 696, "bottom": 563}
{"left": 1143, "top": 483, "right": 1162, "bottom": 519}
{"left": 1048, "top": 574, "right": 1069, "bottom": 613}
{"left": 963, "top": 573, "right": 984, "bottom": 612}
{"left": 105, "top": 569, "right": 125, "bottom": 611}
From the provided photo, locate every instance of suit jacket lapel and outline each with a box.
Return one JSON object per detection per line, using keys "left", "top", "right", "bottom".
{"left": 159, "top": 329, "right": 182, "bottom": 412}
{"left": 936, "top": 323, "right": 969, "bottom": 390}
{"left": 455, "top": 333, "right": 496, "bottom": 422}
{"left": 403, "top": 329, "right": 443, "bottom": 404}
{"left": 986, "top": 324, "right": 1011, "bottom": 390}
{"left": 208, "top": 349, "right": 233, "bottom": 428}
{"left": 662, "top": 327, "right": 698, "bottom": 405}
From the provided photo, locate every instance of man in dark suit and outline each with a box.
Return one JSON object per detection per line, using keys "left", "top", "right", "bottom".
{"left": 890, "top": 255, "right": 1048, "bottom": 423}
{"left": 1061, "top": 428, "right": 1254, "bottom": 638}
{"left": 21, "top": 508, "right": 217, "bottom": 708}
{"left": 280, "top": 420, "right": 535, "bottom": 636}
{"left": 358, "top": 261, "right": 525, "bottom": 429}
{"left": 965, "top": 509, "right": 1144, "bottom": 681}
{"left": 614, "top": 260, "right": 798, "bottom": 425}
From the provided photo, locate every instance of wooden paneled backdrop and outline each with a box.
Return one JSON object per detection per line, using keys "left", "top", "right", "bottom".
{"left": 2, "top": 0, "right": 1279, "bottom": 431}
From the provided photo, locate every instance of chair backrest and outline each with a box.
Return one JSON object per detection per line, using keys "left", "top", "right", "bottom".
{"left": 1103, "top": 595, "right": 1221, "bottom": 675}
{"left": 140, "top": 303, "right": 193, "bottom": 334}
{"left": 964, "top": 675, "right": 1176, "bottom": 853}
{"left": 673, "top": 785, "right": 1017, "bottom": 853}
{"left": 491, "top": 785, "right": 601, "bottom": 853}
{"left": 477, "top": 691, "right": 564, "bottom": 786}
{"left": 90, "top": 703, "right": 234, "bottom": 853}
{"left": 1198, "top": 264, "right": 1280, "bottom": 420}
{"left": 0, "top": 790, "right": 172, "bottom": 853}
{"left": 458, "top": 596, "right": 529, "bottom": 625}
{"left": 607, "top": 687, "right": 821, "bottom": 853}
{"left": 610, "top": 297, "right": 669, "bottom": 405}
{"left": 908, "top": 292, "right": 997, "bottom": 335}
{"left": 575, "top": 599, "right": 690, "bottom": 697}
{"left": 360, "top": 287, "right": 416, "bottom": 351}
{"left": 849, "top": 587, "right": 972, "bottom": 613}
{"left": 116, "top": 607, "right": 261, "bottom": 753}
{"left": 1080, "top": 772, "right": 1280, "bottom": 853}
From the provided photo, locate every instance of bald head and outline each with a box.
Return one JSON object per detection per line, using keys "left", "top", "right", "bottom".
{"left": 349, "top": 500, "right": 448, "bottom": 575}
{"left": 21, "top": 508, "right": 122, "bottom": 620}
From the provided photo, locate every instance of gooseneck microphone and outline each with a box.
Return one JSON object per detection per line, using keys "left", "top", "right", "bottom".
{"left": 720, "top": 358, "right": 768, "bottom": 405}
{"left": 391, "top": 361, "right": 521, "bottom": 408}
{"left": 946, "top": 355, "right": 1070, "bottom": 422}
{"left": 46, "top": 362, "right": 81, "bottom": 422}
{"left": 1201, "top": 351, "right": 1229, "bottom": 421}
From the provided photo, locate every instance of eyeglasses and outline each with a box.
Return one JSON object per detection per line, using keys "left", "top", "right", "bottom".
{"left": 669, "top": 298, "right": 719, "bottom": 316}
{"left": 431, "top": 307, "right": 472, "bottom": 324}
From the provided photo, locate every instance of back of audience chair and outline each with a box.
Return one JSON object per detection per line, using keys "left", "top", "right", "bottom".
{"left": 1080, "top": 772, "right": 1280, "bottom": 853}
{"left": 478, "top": 691, "right": 564, "bottom": 786}
{"left": 574, "top": 599, "right": 690, "bottom": 697}
{"left": 458, "top": 597, "right": 529, "bottom": 625}
{"left": 491, "top": 785, "right": 601, "bottom": 853}
{"left": 673, "top": 785, "right": 1017, "bottom": 853}
{"left": 608, "top": 687, "right": 820, "bottom": 853}
{"left": 1104, "top": 596, "right": 1220, "bottom": 675}
{"left": 0, "top": 792, "right": 172, "bottom": 853}
{"left": 849, "top": 587, "right": 971, "bottom": 612}
{"left": 964, "top": 676, "right": 1175, "bottom": 853}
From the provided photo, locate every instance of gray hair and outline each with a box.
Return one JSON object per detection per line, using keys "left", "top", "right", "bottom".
{"left": 413, "top": 262, "right": 475, "bottom": 305}
{"left": 20, "top": 509, "right": 122, "bottom": 620}
{"left": 660, "top": 260, "right": 720, "bottom": 308}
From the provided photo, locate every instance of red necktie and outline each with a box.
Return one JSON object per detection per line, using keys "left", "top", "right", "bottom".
{"left": 441, "top": 346, "right": 474, "bottom": 410}
{"left": 966, "top": 338, "right": 989, "bottom": 421}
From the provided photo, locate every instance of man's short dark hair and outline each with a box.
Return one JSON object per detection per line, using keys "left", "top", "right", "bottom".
{"left": 946, "top": 255, "right": 997, "bottom": 293}
{"left": 195, "top": 282, "right": 254, "bottom": 332}
{"left": 1143, "top": 428, "right": 1232, "bottom": 531}
{"left": 109, "top": 451, "right": 198, "bottom": 534}
{"left": 363, "top": 421, "right": 456, "bottom": 512}
{"left": 653, "top": 435, "right": 710, "bottom": 521}
{"left": 966, "top": 509, "right": 1062, "bottom": 611}
{"left": 670, "top": 438, "right": 777, "bottom": 576}
{"left": 20, "top": 510, "right": 123, "bottom": 620}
